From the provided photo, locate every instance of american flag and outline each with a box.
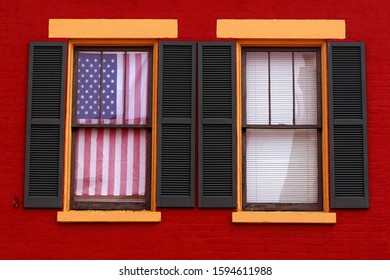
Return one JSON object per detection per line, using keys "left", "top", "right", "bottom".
{"left": 76, "top": 51, "right": 149, "bottom": 124}
{"left": 74, "top": 51, "right": 149, "bottom": 198}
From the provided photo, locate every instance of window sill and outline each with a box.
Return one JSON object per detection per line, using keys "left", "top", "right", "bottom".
{"left": 57, "top": 210, "right": 161, "bottom": 223}
{"left": 232, "top": 211, "right": 336, "bottom": 224}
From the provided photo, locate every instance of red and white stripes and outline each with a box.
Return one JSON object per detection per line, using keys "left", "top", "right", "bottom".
{"left": 74, "top": 51, "right": 150, "bottom": 198}
{"left": 74, "top": 128, "right": 148, "bottom": 197}
{"left": 125, "top": 52, "right": 149, "bottom": 125}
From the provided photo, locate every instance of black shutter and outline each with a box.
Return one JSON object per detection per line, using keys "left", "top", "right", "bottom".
{"left": 157, "top": 42, "right": 196, "bottom": 207}
{"left": 329, "top": 42, "right": 369, "bottom": 209}
{"left": 24, "top": 42, "right": 67, "bottom": 208}
{"left": 198, "top": 42, "right": 236, "bottom": 208}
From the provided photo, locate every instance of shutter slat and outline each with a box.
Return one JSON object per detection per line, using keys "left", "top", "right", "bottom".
{"left": 24, "top": 42, "right": 66, "bottom": 208}
{"left": 329, "top": 42, "right": 369, "bottom": 209}
{"left": 199, "top": 42, "right": 236, "bottom": 208}
{"left": 157, "top": 42, "right": 196, "bottom": 207}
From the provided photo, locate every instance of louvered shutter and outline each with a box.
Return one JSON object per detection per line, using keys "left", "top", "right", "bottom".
{"left": 157, "top": 42, "right": 196, "bottom": 207}
{"left": 329, "top": 42, "right": 369, "bottom": 209}
{"left": 24, "top": 42, "right": 67, "bottom": 208}
{"left": 198, "top": 42, "right": 236, "bottom": 208}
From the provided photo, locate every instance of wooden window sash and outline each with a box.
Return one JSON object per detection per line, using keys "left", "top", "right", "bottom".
{"left": 70, "top": 46, "right": 154, "bottom": 211}
{"left": 242, "top": 47, "right": 322, "bottom": 211}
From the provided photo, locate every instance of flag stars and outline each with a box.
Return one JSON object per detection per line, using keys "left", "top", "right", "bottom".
{"left": 77, "top": 53, "right": 117, "bottom": 121}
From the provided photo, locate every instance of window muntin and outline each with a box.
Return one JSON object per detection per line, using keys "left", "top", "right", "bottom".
{"left": 71, "top": 47, "right": 152, "bottom": 210}
{"left": 242, "top": 48, "right": 322, "bottom": 211}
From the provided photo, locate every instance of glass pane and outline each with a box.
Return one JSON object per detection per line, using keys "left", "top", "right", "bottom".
{"left": 246, "top": 129, "right": 318, "bottom": 203}
{"left": 74, "top": 128, "right": 147, "bottom": 199}
{"left": 101, "top": 51, "right": 125, "bottom": 124}
{"left": 294, "top": 52, "right": 318, "bottom": 125}
{"left": 76, "top": 52, "right": 102, "bottom": 124}
{"left": 270, "top": 52, "right": 293, "bottom": 125}
{"left": 246, "top": 52, "right": 269, "bottom": 125}
{"left": 125, "top": 52, "right": 149, "bottom": 125}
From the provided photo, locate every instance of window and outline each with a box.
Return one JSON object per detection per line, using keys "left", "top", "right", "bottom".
{"left": 24, "top": 20, "right": 368, "bottom": 224}
{"left": 242, "top": 48, "right": 322, "bottom": 211}
{"left": 71, "top": 47, "right": 152, "bottom": 210}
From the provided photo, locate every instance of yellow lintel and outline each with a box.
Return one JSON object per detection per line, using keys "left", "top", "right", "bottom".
{"left": 217, "top": 20, "right": 345, "bottom": 39}
{"left": 232, "top": 211, "right": 336, "bottom": 224}
{"left": 49, "top": 19, "right": 178, "bottom": 38}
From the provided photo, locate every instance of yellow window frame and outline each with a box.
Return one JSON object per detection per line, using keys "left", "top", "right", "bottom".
{"left": 57, "top": 39, "right": 160, "bottom": 223}
{"left": 234, "top": 40, "right": 335, "bottom": 224}
{"left": 52, "top": 18, "right": 178, "bottom": 222}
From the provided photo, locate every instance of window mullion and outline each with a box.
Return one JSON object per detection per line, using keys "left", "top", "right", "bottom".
{"left": 268, "top": 51, "right": 271, "bottom": 125}
{"left": 98, "top": 51, "right": 103, "bottom": 125}
{"left": 123, "top": 52, "right": 127, "bottom": 125}
{"left": 292, "top": 51, "right": 296, "bottom": 125}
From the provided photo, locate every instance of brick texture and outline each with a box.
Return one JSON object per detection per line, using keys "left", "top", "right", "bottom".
{"left": 0, "top": 0, "right": 389, "bottom": 259}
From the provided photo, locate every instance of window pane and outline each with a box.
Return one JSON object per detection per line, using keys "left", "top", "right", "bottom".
{"left": 294, "top": 52, "right": 318, "bottom": 125}
{"left": 270, "top": 52, "right": 293, "bottom": 125}
{"left": 76, "top": 51, "right": 149, "bottom": 125}
{"left": 77, "top": 52, "right": 102, "bottom": 124}
{"left": 125, "top": 52, "right": 149, "bottom": 125}
{"left": 246, "top": 52, "right": 269, "bottom": 124}
{"left": 246, "top": 129, "right": 318, "bottom": 203}
{"left": 101, "top": 52, "right": 125, "bottom": 124}
{"left": 74, "top": 128, "right": 147, "bottom": 200}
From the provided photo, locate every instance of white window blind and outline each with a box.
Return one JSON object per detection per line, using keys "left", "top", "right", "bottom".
{"left": 245, "top": 50, "right": 319, "bottom": 205}
{"left": 246, "top": 51, "right": 317, "bottom": 125}
{"left": 246, "top": 129, "right": 318, "bottom": 203}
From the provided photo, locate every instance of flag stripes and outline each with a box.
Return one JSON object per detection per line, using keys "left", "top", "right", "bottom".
{"left": 74, "top": 128, "right": 147, "bottom": 197}
{"left": 73, "top": 49, "right": 150, "bottom": 202}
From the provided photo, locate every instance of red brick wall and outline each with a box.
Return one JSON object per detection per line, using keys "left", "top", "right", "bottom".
{"left": 0, "top": 0, "right": 389, "bottom": 259}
